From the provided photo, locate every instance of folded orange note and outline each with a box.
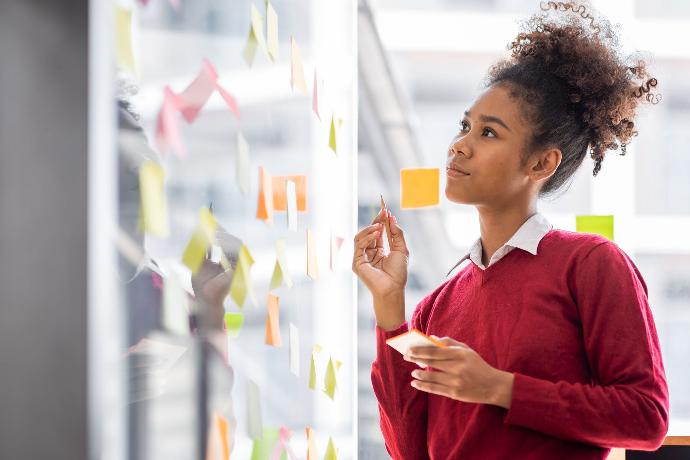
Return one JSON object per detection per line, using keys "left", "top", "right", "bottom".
{"left": 386, "top": 328, "right": 447, "bottom": 356}
{"left": 256, "top": 167, "right": 274, "bottom": 225}
{"left": 272, "top": 175, "right": 307, "bottom": 212}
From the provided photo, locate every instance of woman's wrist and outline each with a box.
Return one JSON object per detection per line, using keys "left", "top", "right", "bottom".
{"left": 489, "top": 370, "right": 515, "bottom": 409}
{"left": 373, "top": 289, "right": 406, "bottom": 331}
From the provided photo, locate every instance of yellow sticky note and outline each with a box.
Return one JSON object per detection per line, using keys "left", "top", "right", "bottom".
{"left": 328, "top": 114, "right": 337, "bottom": 154}
{"left": 400, "top": 168, "right": 440, "bottom": 209}
{"left": 224, "top": 312, "right": 244, "bottom": 338}
{"left": 237, "top": 132, "right": 250, "bottom": 196}
{"left": 266, "top": 2, "right": 279, "bottom": 62}
{"left": 248, "top": 380, "right": 263, "bottom": 440}
{"left": 270, "top": 239, "right": 293, "bottom": 290}
{"left": 308, "top": 344, "right": 322, "bottom": 390}
{"left": 324, "top": 437, "right": 338, "bottom": 460}
{"left": 265, "top": 294, "right": 282, "bottom": 347}
{"left": 139, "top": 161, "right": 169, "bottom": 237}
{"left": 182, "top": 207, "right": 217, "bottom": 274}
{"left": 307, "top": 229, "right": 318, "bottom": 280}
{"left": 323, "top": 357, "right": 339, "bottom": 400}
{"left": 229, "top": 244, "right": 257, "bottom": 308}
{"left": 251, "top": 428, "right": 286, "bottom": 460}
{"left": 290, "top": 37, "right": 308, "bottom": 96}
{"left": 576, "top": 215, "right": 614, "bottom": 241}
{"left": 243, "top": 3, "right": 267, "bottom": 67}
{"left": 256, "top": 167, "right": 274, "bottom": 225}
{"left": 306, "top": 427, "right": 318, "bottom": 460}
{"left": 115, "top": 6, "right": 136, "bottom": 75}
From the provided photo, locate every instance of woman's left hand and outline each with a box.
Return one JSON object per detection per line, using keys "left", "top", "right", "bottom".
{"left": 405, "top": 336, "right": 515, "bottom": 409}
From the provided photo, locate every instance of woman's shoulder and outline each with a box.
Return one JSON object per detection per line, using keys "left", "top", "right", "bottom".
{"left": 541, "top": 228, "right": 622, "bottom": 260}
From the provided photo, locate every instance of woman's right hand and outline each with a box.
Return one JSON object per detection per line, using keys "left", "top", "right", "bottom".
{"left": 352, "top": 207, "right": 409, "bottom": 300}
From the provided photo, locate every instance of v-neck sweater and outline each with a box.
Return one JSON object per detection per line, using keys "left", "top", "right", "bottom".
{"left": 371, "top": 229, "right": 669, "bottom": 459}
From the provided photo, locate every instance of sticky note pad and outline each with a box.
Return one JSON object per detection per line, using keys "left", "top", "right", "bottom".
{"left": 576, "top": 215, "right": 614, "bottom": 241}
{"left": 224, "top": 312, "right": 244, "bottom": 338}
{"left": 400, "top": 168, "right": 440, "bottom": 208}
{"left": 386, "top": 328, "right": 447, "bottom": 356}
{"left": 290, "top": 37, "right": 308, "bottom": 96}
{"left": 139, "top": 161, "right": 169, "bottom": 237}
{"left": 265, "top": 294, "right": 282, "bottom": 347}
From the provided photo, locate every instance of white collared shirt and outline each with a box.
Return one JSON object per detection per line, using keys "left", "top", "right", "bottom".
{"left": 446, "top": 212, "right": 553, "bottom": 277}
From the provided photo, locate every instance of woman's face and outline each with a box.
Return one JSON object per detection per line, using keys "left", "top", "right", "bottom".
{"left": 445, "top": 84, "right": 536, "bottom": 209}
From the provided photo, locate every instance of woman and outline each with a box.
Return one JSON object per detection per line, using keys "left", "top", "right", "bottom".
{"left": 352, "top": 2, "right": 669, "bottom": 459}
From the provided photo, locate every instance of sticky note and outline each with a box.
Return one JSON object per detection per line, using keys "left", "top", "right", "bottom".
{"left": 224, "top": 312, "right": 244, "bottom": 338}
{"left": 576, "top": 215, "right": 614, "bottom": 241}
{"left": 138, "top": 161, "right": 169, "bottom": 237}
{"left": 182, "top": 207, "right": 218, "bottom": 274}
{"left": 270, "top": 239, "right": 293, "bottom": 290}
{"left": 272, "top": 175, "right": 307, "bottom": 212}
{"left": 265, "top": 294, "right": 282, "bottom": 347}
{"left": 306, "top": 229, "right": 318, "bottom": 279}
{"left": 270, "top": 427, "right": 298, "bottom": 460}
{"left": 312, "top": 70, "right": 320, "bottom": 120}
{"left": 306, "top": 427, "right": 318, "bottom": 460}
{"left": 328, "top": 114, "right": 337, "bottom": 154}
{"left": 266, "top": 2, "right": 279, "bottom": 62}
{"left": 237, "top": 132, "right": 250, "bottom": 196}
{"left": 156, "top": 86, "right": 186, "bottom": 157}
{"left": 247, "top": 380, "right": 263, "bottom": 440}
{"left": 162, "top": 267, "right": 190, "bottom": 335}
{"left": 115, "top": 6, "right": 136, "bottom": 75}
{"left": 324, "top": 437, "right": 338, "bottom": 460}
{"left": 308, "top": 344, "right": 322, "bottom": 390}
{"left": 256, "top": 167, "right": 274, "bottom": 225}
{"left": 251, "top": 427, "right": 286, "bottom": 460}
{"left": 330, "top": 233, "right": 344, "bottom": 271}
{"left": 290, "top": 37, "right": 308, "bottom": 96}
{"left": 323, "top": 357, "right": 338, "bottom": 400}
{"left": 289, "top": 323, "right": 299, "bottom": 376}
{"left": 215, "top": 83, "right": 240, "bottom": 118}
{"left": 243, "top": 4, "right": 267, "bottom": 67}
{"left": 286, "top": 179, "right": 298, "bottom": 232}
{"left": 229, "top": 244, "right": 257, "bottom": 308}
{"left": 206, "top": 412, "right": 231, "bottom": 460}
{"left": 400, "top": 168, "right": 440, "bottom": 208}
{"left": 386, "top": 328, "right": 447, "bottom": 357}
{"left": 178, "top": 59, "right": 218, "bottom": 123}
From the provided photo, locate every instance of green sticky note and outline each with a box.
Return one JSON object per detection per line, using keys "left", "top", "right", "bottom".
{"left": 576, "top": 215, "right": 614, "bottom": 241}
{"left": 323, "top": 357, "right": 338, "bottom": 400}
{"left": 224, "top": 312, "right": 244, "bottom": 338}
{"left": 328, "top": 114, "right": 337, "bottom": 154}
{"left": 182, "top": 207, "right": 217, "bottom": 274}
{"left": 270, "top": 239, "right": 293, "bottom": 290}
{"left": 324, "top": 437, "right": 338, "bottom": 460}
{"left": 250, "top": 427, "right": 286, "bottom": 460}
{"left": 308, "top": 344, "right": 321, "bottom": 390}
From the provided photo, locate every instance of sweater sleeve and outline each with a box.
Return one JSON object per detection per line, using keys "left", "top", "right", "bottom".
{"left": 503, "top": 241, "right": 670, "bottom": 450}
{"left": 370, "top": 284, "right": 446, "bottom": 460}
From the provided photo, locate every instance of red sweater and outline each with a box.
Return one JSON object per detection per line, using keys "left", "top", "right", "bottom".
{"left": 371, "top": 230, "right": 669, "bottom": 459}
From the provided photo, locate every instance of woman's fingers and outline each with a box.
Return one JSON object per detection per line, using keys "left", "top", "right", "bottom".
{"left": 352, "top": 229, "right": 381, "bottom": 271}
{"left": 387, "top": 213, "right": 409, "bottom": 255}
{"left": 354, "top": 222, "right": 382, "bottom": 245}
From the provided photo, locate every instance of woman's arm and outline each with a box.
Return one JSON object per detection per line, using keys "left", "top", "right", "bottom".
{"left": 503, "top": 241, "right": 669, "bottom": 450}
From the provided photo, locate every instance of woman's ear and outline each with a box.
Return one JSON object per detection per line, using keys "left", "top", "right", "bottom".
{"left": 530, "top": 147, "right": 562, "bottom": 182}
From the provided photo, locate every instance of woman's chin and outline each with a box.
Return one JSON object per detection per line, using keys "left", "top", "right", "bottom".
{"left": 445, "top": 187, "right": 473, "bottom": 204}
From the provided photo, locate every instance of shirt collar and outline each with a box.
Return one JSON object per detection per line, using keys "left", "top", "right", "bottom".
{"left": 446, "top": 212, "right": 553, "bottom": 277}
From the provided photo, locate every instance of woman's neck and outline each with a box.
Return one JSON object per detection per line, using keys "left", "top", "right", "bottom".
{"left": 476, "top": 201, "right": 537, "bottom": 267}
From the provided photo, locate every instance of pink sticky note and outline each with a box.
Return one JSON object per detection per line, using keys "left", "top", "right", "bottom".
{"left": 312, "top": 70, "right": 320, "bottom": 121}
{"left": 156, "top": 86, "right": 186, "bottom": 157}
{"left": 215, "top": 83, "right": 240, "bottom": 118}
{"left": 178, "top": 59, "right": 218, "bottom": 123}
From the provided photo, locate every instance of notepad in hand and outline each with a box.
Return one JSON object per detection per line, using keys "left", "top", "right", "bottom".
{"left": 386, "top": 328, "right": 447, "bottom": 356}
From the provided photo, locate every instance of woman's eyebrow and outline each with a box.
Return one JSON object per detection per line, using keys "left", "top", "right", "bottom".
{"left": 463, "top": 110, "right": 512, "bottom": 132}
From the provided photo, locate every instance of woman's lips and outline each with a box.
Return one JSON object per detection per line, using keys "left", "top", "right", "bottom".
{"left": 446, "top": 167, "right": 470, "bottom": 178}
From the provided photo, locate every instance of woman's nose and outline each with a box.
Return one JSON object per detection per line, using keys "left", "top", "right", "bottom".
{"left": 450, "top": 136, "right": 471, "bottom": 158}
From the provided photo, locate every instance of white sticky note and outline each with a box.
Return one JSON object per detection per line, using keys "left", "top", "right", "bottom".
{"left": 247, "top": 379, "right": 263, "bottom": 440}
{"left": 237, "top": 132, "right": 250, "bottom": 196}
{"left": 286, "top": 179, "right": 297, "bottom": 232}
{"left": 289, "top": 322, "right": 299, "bottom": 377}
{"left": 385, "top": 328, "right": 446, "bottom": 356}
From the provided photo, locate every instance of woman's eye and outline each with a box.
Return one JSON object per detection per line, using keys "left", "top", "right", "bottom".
{"left": 459, "top": 121, "right": 469, "bottom": 132}
{"left": 483, "top": 128, "right": 496, "bottom": 138}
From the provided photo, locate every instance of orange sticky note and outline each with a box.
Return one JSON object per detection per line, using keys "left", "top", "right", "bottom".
{"left": 206, "top": 412, "right": 231, "bottom": 460}
{"left": 256, "top": 167, "right": 274, "bottom": 225}
{"left": 272, "top": 175, "right": 307, "bottom": 212}
{"left": 265, "top": 294, "right": 282, "bottom": 347}
{"left": 400, "top": 168, "right": 440, "bottom": 208}
{"left": 306, "top": 427, "right": 318, "bottom": 460}
{"left": 306, "top": 229, "right": 318, "bottom": 280}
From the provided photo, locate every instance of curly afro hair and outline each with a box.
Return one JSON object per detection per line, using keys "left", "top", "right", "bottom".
{"left": 486, "top": 1, "right": 660, "bottom": 196}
